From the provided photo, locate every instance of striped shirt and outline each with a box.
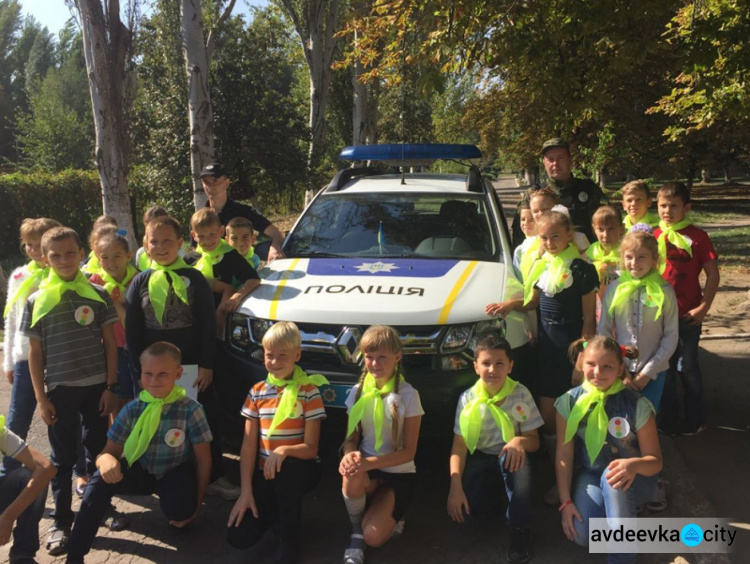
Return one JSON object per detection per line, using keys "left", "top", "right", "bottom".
{"left": 241, "top": 377, "right": 326, "bottom": 466}
{"left": 21, "top": 286, "right": 117, "bottom": 390}
{"left": 109, "top": 394, "right": 213, "bottom": 479}
{"left": 453, "top": 382, "right": 543, "bottom": 456}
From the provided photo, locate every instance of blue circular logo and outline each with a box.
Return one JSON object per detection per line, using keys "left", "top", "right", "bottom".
{"left": 681, "top": 524, "right": 703, "bottom": 547}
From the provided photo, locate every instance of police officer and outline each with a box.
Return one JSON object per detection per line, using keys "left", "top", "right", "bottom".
{"left": 511, "top": 138, "right": 604, "bottom": 248}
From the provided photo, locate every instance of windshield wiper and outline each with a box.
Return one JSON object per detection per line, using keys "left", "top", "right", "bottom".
{"left": 295, "top": 250, "right": 342, "bottom": 258}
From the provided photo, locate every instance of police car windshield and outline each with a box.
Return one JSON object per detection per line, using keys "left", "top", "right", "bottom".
{"left": 285, "top": 193, "right": 500, "bottom": 261}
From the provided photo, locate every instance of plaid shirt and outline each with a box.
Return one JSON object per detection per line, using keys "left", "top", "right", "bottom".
{"left": 108, "top": 394, "right": 212, "bottom": 478}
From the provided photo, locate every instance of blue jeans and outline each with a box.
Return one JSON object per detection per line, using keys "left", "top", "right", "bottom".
{"left": 661, "top": 321, "right": 704, "bottom": 431}
{"left": 0, "top": 467, "right": 48, "bottom": 559}
{"left": 461, "top": 450, "right": 532, "bottom": 527}
{"left": 2, "top": 361, "right": 37, "bottom": 475}
{"left": 117, "top": 347, "right": 140, "bottom": 399}
{"left": 640, "top": 371, "right": 666, "bottom": 411}
{"left": 572, "top": 468, "right": 657, "bottom": 564}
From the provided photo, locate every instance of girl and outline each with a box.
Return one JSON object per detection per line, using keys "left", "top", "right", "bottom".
{"left": 585, "top": 206, "right": 624, "bottom": 301}
{"left": 556, "top": 337, "right": 662, "bottom": 564}
{"left": 530, "top": 190, "right": 589, "bottom": 253}
{"left": 340, "top": 326, "right": 424, "bottom": 564}
{"left": 89, "top": 232, "right": 140, "bottom": 413}
{"left": 2, "top": 218, "right": 60, "bottom": 475}
{"left": 512, "top": 201, "right": 537, "bottom": 280}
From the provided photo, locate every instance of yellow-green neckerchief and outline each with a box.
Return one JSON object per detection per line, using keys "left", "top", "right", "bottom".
{"left": 243, "top": 246, "right": 260, "bottom": 268}
{"left": 459, "top": 378, "right": 518, "bottom": 454}
{"left": 195, "top": 240, "right": 234, "bottom": 280}
{"left": 266, "top": 366, "right": 329, "bottom": 437}
{"left": 657, "top": 218, "right": 693, "bottom": 274}
{"left": 519, "top": 236, "right": 541, "bottom": 280}
{"left": 4, "top": 262, "right": 48, "bottom": 318}
{"left": 624, "top": 210, "right": 659, "bottom": 231}
{"left": 82, "top": 250, "right": 103, "bottom": 276}
{"left": 30, "top": 270, "right": 106, "bottom": 327}
{"left": 609, "top": 270, "right": 666, "bottom": 320}
{"left": 564, "top": 379, "right": 626, "bottom": 463}
{"left": 0, "top": 414, "right": 5, "bottom": 434}
{"left": 347, "top": 372, "right": 403, "bottom": 453}
{"left": 148, "top": 257, "right": 190, "bottom": 325}
{"left": 585, "top": 242, "right": 620, "bottom": 282}
{"left": 123, "top": 386, "right": 186, "bottom": 466}
{"left": 98, "top": 264, "right": 138, "bottom": 297}
{"left": 523, "top": 244, "right": 581, "bottom": 305}
{"left": 137, "top": 251, "right": 152, "bottom": 271}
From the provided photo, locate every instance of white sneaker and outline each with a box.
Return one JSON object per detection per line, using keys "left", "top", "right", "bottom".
{"left": 391, "top": 520, "right": 405, "bottom": 538}
{"left": 207, "top": 477, "right": 240, "bottom": 500}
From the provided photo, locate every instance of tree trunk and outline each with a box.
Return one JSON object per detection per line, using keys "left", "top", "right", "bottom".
{"left": 700, "top": 168, "right": 710, "bottom": 184}
{"left": 352, "top": 30, "right": 376, "bottom": 147}
{"left": 76, "top": 0, "right": 137, "bottom": 253}
{"left": 598, "top": 166, "right": 608, "bottom": 190}
{"left": 724, "top": 167, "right": 730, "bottom": 183}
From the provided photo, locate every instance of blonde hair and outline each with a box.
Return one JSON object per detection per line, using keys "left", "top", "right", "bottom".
{"left": 568, "top": 336, "right": 637, "bottom": 379}
{"left": 591, "top": 205, "right": 622, "bottom": 229}
{"left": 354, "top": 326, "right": 404, "bottom": 451}
{"left": 621, "top": 180, "right": 651, "bottom": 199}
{"left": 536, "top": 210, "right": 572, "bottom": 232}
{"left": 190, "top": 208, "right": 221, "bottom": 231}
{"left": 262, "top": 321, "right": 302, "bottom": 351}
{"left": 620, "top": 230, "right": 659, "bottom": 263}
{"left": 530, "top": 188, "right": 561, "bottom": 206}
{"left": 19, "top": 218, "right": 61, "bottom": 244}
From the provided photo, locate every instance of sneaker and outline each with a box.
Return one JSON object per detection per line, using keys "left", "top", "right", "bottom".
{"left": 206, "top": 477, "right": 240, "bottom": 500}
{"left": 646, "top": 478, "right": 668, "bottom": 512}
{"left": 391, "top": 520, "right": 405, "bottom": 538}
{"left": 507, "top": 527, "right": 532, "bottom": 564}
{"left": 681, "top": 423, "right": 707, "bottom": 436}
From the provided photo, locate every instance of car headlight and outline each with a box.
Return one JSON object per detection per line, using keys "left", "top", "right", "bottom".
{"left": 475, "top": 318, "right": 505, "bottom": 336}
{"left": 230, "top": 314, "right": 252, "bottom": 350}
{"left": 441, "top": 325, "right": 473, "bottom": 353}
{"left": 250, "top": 319, "right": 275, "bottom": 343}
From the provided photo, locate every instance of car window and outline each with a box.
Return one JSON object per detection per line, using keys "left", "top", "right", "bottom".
{"left": 285, "top": 193, "right": 502, "bottom": 261}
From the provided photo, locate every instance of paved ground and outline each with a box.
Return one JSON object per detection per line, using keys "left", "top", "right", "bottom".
{"left": 1, "top": 178, "right": 747, "bottom": 563}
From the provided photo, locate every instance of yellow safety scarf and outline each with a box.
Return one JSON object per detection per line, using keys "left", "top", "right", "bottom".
{"left": 243, "top": 246, "right": 260, "bottom": 269}
{"left": 657, "top": 218, "right": 693, "bottom": 274}
{"left": 82, "top": 250, "right": 103, "bottom": 276}
{"left": 98, "top": 264, "right": 138, "bottom": 297}
{"left": 137, "top": 251, "right": 152, "bottom": 271}
{"left": 459, "top": 378, "right": 518, "bottom": 454}
{"left": 123, "top": 386, "right": 186, "bottom": 466}
{"left": 624, "top": 211, "right": 659, "bottom": 231}
{"left": 195, "top": 240, "right": 234, "bottom": 280}
{"left": 147, "top": 257, "right": 191, "bottom": 325}
{"left": 519, "top": 236, "right": 541, "bottom": 280}
{"left": 564, "top": 379, "right": 626, "bottom": 463}
{"left": 609, "top": 270, "right": 666, "bottom": 320}
{"left": 266, "top": 366, "right": 329, "bottom": 437}
{"left": 30, "top": 270, "right": 106, "bottom": 327}
{"left": 4, "top": 262, "right": 48, "bottom": 318}
{"left": 347, "top": 372, "right": 403, "bottom": 453}
{"left": 585, "top": 242, "right": 620, "bottom": 283}
{"left": 523, "top": 244, "right": 581, "bottom": 305}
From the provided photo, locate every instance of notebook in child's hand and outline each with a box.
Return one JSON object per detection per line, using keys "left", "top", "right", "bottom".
{"left": 181, "top": 365, "right": 200, "bottom": 403}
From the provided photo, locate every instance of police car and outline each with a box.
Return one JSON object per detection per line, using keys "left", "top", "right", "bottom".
{"left": 218, "top": 144, "right": 536, "bottom": 444}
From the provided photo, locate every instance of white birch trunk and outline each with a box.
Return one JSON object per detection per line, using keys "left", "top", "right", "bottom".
{"left": 76, "top": 0, "right": 137, "bottom": 253}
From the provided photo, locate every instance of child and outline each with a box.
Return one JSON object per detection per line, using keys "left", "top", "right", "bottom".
{"left": 2, "top": 218, "right": 60, "bottom": 475}
{"left": 340, "top": 326, "right": 424, "bottom": 564}
{"left": 22, "top": 226, "right": 119, "bottom": 555}
{"left": 621, "top": 180, "right": 659, "bottom": 231}
{"left": 81, "top": 216, "right": 118, "bottom": 276}
{"left": 134, "top": 205, "right": 169, "bottom": 270}
{"left": 0, "top": 416, "right": 57, "bottom": 563}
{"left": 89, "top": 232, "right": 140, "bottom": 410}
{"left": 65, "top": 342, "right": 213, "bottom": 564}
{"left": 653, "top": 182, "right": 719, "bottom": 436}
{"left": 556, "top": 337, "right": 662, "bottom": 564}
{"left": 512, "top": 201, "right": 537, "bottom": 280}
{"left": 226, "top": 216, "right": 261, "bottom": 270}
{"left": 227, "top": 322, "right": 326, "bottom": 564}
{"left": 530, "top": 190, "right": 589, "bottom": 253}
{"left": 448, "top": 330, "right": 542, "bottom": 564}
{"left": 585, "top": 205, "right": 624, "bottom": 301}
{"left": 189, "top": 208, "right": 260, "bottom": 314}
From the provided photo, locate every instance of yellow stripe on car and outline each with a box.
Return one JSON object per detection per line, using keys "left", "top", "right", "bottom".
{"left": 269, "top": 258, "right": 300, "bottom": 320}
{"left": 438, "top": 261, "right": 478, "bottom": 324}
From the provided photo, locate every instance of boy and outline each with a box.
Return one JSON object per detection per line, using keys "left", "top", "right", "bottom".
{"left": 226, "top": 216, "right": 261, "bottom": 270}
{"left": 448, "top": 330, "right": 542, "bottom": 564}
{"left": 189, "top": 208, "right": 260, "bottom": 314}
{"left": 654, "top": 182, "right": 719, "bottom": 436}
{"left": 227, "top": 322, "right": 326, "bottom": 564}
{"left": 65, "top": 342, "right": 213, "bottom": 564}
{"left": 621, "top": 180, "right": 659, "bottom": 231}
{"left": 0, "top": 418, "right": 56, "bottom": 563}
{"left": 22, "top": 226, "right": 119, "bottom": 555}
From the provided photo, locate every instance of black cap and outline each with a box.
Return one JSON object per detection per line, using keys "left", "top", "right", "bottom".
{"left": 200, "top": 162, "right": 227, "bottom": 178}
{"left": 541, "top": 138, "right": 570, "bottom": 155}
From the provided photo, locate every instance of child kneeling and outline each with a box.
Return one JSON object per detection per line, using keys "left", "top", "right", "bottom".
{"left": 556, "top": 337, "right": 662, "bottom": 564}
{"left": 65, "top": 342, "right": 213, "bottom": 563}
{"left": 448, "top": 330, "right": 541, "bottom": 564}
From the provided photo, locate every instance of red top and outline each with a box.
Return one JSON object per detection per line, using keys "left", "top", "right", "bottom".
{"left": 653, "top": 225, "right": 717, "bottom": 318}
{"left": 89, "top": 274, "right": 128, "bottom": 348}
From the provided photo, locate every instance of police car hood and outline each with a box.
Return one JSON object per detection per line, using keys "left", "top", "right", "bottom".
{"left": 239, "top": 257, "right": 508, "bottom": 325}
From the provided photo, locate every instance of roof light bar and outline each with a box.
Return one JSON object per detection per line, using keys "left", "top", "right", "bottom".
{"left": 340, "top": 144, "right": 482, "bottom": 162}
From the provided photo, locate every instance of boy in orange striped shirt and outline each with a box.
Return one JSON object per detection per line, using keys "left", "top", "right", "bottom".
{"left": 227, "top": 322, "right": 326, "bottom": 564}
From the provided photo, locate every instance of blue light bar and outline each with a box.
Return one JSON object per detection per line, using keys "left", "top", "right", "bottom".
{"left": 340, "top": 143, "right": 482, "bottom": 162}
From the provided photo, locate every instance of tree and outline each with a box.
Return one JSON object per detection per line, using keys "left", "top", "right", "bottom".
{"left": 74, "top": 0, "right": 137, "bottom": 251}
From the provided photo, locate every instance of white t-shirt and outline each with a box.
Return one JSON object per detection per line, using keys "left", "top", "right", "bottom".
{"left": 345, "top": 381, "right": 424, "bottom": 474}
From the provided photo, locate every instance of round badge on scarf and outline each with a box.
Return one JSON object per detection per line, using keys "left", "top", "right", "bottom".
{"left": 181, "top": 276, "right": 191, "bottom": 288}
{"left": 291, "top": 401, "right": 304, "bottom": 419}
{"left": 578, "top": 191, "right": 589, "bottom": 203}
{"left": 608, "top": 417, "right": 630, "bottom": 439}
{"left": 164, "top": 428, "right": 186, "bottom": 447}
{"left": 74, "top": 306, "right": 95, "bottom": 326}
{"left": 511, "top": 402, "right": 530, "bottom": 423}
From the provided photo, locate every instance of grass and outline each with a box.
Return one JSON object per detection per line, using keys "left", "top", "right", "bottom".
{"left": 706, "top": 225, "right": 750, "bottom": 271}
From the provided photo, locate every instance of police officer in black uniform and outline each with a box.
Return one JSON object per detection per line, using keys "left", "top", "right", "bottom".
{"left": 511, "top": 138, "right": 604, "bottom": 249}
